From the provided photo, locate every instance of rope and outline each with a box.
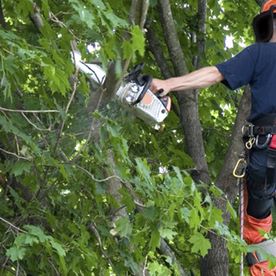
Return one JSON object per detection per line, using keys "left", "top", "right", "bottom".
{"left": 239, "top": 177, "right": 245, "bottom": 276}
{"left": 233, "top": 154, "right": 247, "bottom": 276}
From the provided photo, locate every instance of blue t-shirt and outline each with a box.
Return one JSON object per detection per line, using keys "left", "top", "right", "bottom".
{"left": 216, "top": 43, "right": 276, "bottom": 122}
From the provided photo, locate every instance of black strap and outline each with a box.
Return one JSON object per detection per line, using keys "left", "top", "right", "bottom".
{"left": 243, "top": 125, "right": 276, "bottom": 137}
{"left": 254, "top": 126, "right": 276, "bottom": 136}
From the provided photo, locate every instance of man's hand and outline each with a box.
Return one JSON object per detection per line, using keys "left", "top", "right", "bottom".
{"left": 150, "top": 79, "right": 171, "bottom": 97}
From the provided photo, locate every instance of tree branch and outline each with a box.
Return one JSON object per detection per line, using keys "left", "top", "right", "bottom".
{"left": 30, "top": 3, "right": 43, "bottom": 30}
{"left": 0, "top": 0, "right": 6, "bottom": 29}
{"left": 195, "top": 0, "right": 207, "bottom": 69}
{"left": 216, "top": 87, "right": 251, "bottom": 201}
{"left": 158, "top": 0, "right": 187, "bottom": 76}
{"left": 200, "top": 87, "right": 251, "bottom": 275}
{"left": 0, "top": 107, "right": 59, "bottom": 113}
{"left": 157, "top": 0, "right": 210, "bottom": 183}
{"left": 146, "top": 20, "right": 172, "bottom": 79}
{"left": 0, "top": 216, "right": 26, "bottom": 233}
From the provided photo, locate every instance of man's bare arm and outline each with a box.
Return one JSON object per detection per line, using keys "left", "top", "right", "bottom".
{"left": 151, "top": 66, "right": 224, "bottom": 96}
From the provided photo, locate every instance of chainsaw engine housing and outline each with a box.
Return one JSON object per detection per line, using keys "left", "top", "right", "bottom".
{"left": 115, "top": 66, "right": 171, "bottom": 125}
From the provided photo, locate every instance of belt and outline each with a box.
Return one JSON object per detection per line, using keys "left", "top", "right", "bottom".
{"left": 243, "top": 124, "right": 276, "bottom": 137}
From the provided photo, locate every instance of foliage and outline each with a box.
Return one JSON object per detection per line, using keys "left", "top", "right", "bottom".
{"left": 0, "top": 0, "right": 261, "bottom": 275}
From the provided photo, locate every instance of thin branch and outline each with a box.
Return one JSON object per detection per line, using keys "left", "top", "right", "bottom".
{"left": 30, "top": 3, "right": 43, "bottom": 30}
{"left": 49, "top": 12, "right": 77, "bottom": 39}
{"left": 87, "top": 221, "right": 114, "bottom": 268}
{"left": 0, "top": 147, "right": 32, "bottom": 161}
{"left": 21, "top": 112, "right": 51, "bottom": 131}
{"left": 140, "top": 0, "right": 150, "bottom": 29}
{"left": 16, "top": 261, "right": 20, "bottom": 276}
{"left": 73, "top": 164, "right": 123, "bottom": 183}
{"left": 48, "top": 259, "right": 60, "bottom": 276}
{"left": 0, "top": 107, "right": 59, "bottom": 113}
{"left": 143, "top": 256, "right": 148, "bottom": 276}
{"left": 0, "top": 217, "right": 26, "bottom": 233}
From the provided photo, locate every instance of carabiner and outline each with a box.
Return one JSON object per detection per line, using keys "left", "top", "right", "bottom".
{"left": 245, "top": 137, "right": 256, "bottom": 150}
{"left": 255, "top": 134, "right": 272, "bottom": 149}
{"left": 233, "top": 158, "right": 247, "bottom": 178}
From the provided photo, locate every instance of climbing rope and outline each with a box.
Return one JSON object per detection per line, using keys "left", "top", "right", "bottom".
{"left": 238, "top": 176, "right": 245, "bottom": 276}
{"left": 233, "top": 154, "right": 247, "bottom": 276}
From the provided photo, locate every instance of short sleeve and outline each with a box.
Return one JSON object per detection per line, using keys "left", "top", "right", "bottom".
{"left": 215, "top": 44, "right": 259, "bottom": 90}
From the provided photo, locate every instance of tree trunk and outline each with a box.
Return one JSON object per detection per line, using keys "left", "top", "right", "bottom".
{"left": 153, "top": 1, "right": 254, "bottom": 274}
{"left": 200, "top": 87, "right": 251, "bottom": 275}
{"left": 157, "top": 0, "right": 210, "bottom": 184}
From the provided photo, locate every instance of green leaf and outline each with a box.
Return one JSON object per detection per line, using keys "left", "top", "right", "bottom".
{"left": 135, "top": 158, "right": 153, "bottom": 187}
{"left": 189, "top": 232, "right": 211, "bottom": 257}
{"left": 6, "top": 247, "right": 26, "bottom": 262}
{"left": 189, "top": 208, "right": 201, "bottom": 229}
{"left": 180, "top": 207, "right": 191, "bottom": 223}
{"left": 227, "top": 200, "right": 237, "bottom": 219}
{"left": 159, "top": 228, "right": 177, "bottom": 241}
{"left": 208, "top": 207, "right": 223, "bottom": 227}
{"left": 149, "top": 229, "right": 160, "bottom": 250}
{"left": 11, "top": 161, "right": 32, "bottom": 177}
{"left": 49, "top": 238, "right": 66, "bottom": 257}
{"left": 114, "top": 217, "right": 132, "bottom": 238}
{"left": 122, "top": 40, "right": 133, "bottom": 59}
{"left": 131, "top": 26, "right": 145, "bottom": 56}
{"left": 148, "top": 261, "right": 172, "bottom": 276}
{"left": 24, "top": 235, "right": 39, "bottom": 246}
{"left": 24, "top": 225, "right": 48, "bottom": 242}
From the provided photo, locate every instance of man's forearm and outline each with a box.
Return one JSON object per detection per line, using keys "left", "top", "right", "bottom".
{"left": 166, "top": 66, "right": 223, "bottom": 91}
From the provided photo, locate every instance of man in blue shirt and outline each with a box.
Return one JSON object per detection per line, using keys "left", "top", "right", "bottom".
{"left": 151, "top": 1, "right": 276, "bottom": 275}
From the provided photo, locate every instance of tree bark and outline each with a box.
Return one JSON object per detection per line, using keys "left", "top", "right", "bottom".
{"left": 153, "top": 1, "right": 255, "bottom": 275}
{"left": 0, "top": 0, "right": 6, "bottom": 29}
{"left": 158, "top": 0, "right": 210, "bottom": 184}
{"left": 195, "top": 0, "right": 207, "bottom": 69}
{"left": 200, "top": 87, "right": 251, "bottom": 275}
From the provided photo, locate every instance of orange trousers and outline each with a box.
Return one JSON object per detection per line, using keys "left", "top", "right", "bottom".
{"left": 244, "top": 186, "right": 276, "bottom": 275}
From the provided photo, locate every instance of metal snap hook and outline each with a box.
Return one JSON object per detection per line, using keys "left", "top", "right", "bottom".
{"left": 245, "top": 137, "right": 256, "bottom": 150}
{"left": 255, "top": 134, "right": 272, "bottom": 149}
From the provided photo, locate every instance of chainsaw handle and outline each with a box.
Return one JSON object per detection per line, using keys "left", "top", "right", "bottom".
{"left": 132, "top": 75, "right": 152, "bottom": 105}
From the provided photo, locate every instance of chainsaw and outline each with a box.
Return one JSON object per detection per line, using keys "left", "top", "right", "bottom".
{"left": 72, "top": 50, "right": 171, "bottom": 126}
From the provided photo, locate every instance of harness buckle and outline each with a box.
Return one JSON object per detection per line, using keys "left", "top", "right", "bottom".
{"left": 242, "top": 123, "right": 254, "bottom": 137}
{"left": 233, "top": 158, "right": 247, "bottom": 178}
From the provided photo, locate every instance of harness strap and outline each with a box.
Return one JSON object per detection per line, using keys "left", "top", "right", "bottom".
{"left": 246, "top": 240, "right": 276, "bottom": 267}
{"left": 243, "top": 124, "right": 276, "bottom": 137}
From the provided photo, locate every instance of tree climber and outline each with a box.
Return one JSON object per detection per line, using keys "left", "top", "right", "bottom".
{"left": 150, "top": 0, "right": 276, "bottom": 275}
